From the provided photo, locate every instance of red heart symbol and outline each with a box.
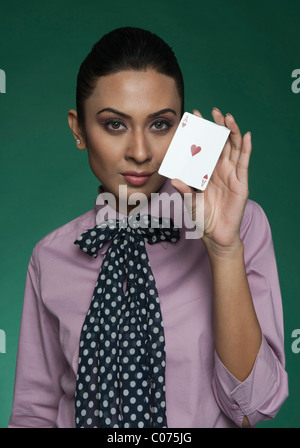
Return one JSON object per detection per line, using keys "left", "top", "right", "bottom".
{"left": 191, "top": 144, "right": 201, "bottom": 156}
{"left": 201, "top": 174, "right": 209, "bottom": 187}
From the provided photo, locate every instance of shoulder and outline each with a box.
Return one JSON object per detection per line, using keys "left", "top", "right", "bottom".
{"left": 243, "top": 198, "right": 267, "bottom": 220}
{"left": 240, "top": 199, "right": 276, "bottom": 268}
{"left": 31, "top": 209, "right": 96, "bottom": 268}
{"left": 241, "top": 199, "right": 271, "bottom": 238}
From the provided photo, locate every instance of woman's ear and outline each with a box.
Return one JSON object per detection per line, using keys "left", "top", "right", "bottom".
{"left": 68, "top": 109, "right": 87, "bottom": 150}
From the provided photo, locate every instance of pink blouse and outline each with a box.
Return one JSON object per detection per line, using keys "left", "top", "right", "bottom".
{"left": 9, "top": 180, "right": 288, "bottom": 428}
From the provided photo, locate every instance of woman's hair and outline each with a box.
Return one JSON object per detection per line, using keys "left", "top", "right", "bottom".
{"left": 76, "top": 27, "right": 184, "bottom": 134}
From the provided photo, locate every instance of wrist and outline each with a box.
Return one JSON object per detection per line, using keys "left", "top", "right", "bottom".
{"left": 202, "top": 237, "right": 244, "bottom": 262}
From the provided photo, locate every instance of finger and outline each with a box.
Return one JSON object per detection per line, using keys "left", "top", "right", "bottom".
{"left": 193, "top": 109, "right": 203, "bottom": 118}
{"left": 236, "top": 131, "right": 252, "bottom": 185}
{"left": 211, "top": 108, "right": 232, "bottom": 160}
{"left": 224, "top": 113, "right": 243, "bottom": 164}
{"left": 225, "top": 113, "right": 242, "bottom": 149}
{"left": 211, "top": 107, "right": 225, "bottom": 126}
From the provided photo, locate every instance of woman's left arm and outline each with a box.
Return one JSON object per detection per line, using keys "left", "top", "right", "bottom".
{"left": 171, "top": 108, "right": 282, "bottom": 426}
{"left": 172, "top": 108, "right": 261, "bottom": 380}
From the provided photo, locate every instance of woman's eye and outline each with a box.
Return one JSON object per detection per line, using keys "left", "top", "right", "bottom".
{"left": 104, "top": 120, "right": 127, "bottom": 132}
{"left": 151, "top": 120, "right": 171, "bottom": 131}
{"left": 110, "top": 121, "right": 122, "bottom": 129}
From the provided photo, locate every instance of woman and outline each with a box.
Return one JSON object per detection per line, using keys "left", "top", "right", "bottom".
{"left": 9, "top": 27, "right": 288, "bottom": 428}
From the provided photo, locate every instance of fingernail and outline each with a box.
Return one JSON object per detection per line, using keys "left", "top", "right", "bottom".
{"left": 226, "top": 113, "right": 234, "bottom": 119}
{"left": 212, "top": 107, "right": 221, "bottom": 113}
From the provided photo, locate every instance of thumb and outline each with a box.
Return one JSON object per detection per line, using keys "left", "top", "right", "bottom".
{"left": 171, "top": 178, "right": 195, "bottom": 198}
{"left": 171, "top": 178, "right": 205, "bottom": 237}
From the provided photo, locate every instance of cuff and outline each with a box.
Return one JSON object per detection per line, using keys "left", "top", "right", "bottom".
{"left": 212, "top": 335, "right": 287, "bottom": 427}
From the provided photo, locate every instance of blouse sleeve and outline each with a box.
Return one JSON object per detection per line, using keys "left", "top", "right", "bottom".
{"left": 8, "top": 245, "right": 66, "bottom": 428}
{"left": 211, "top": 200, "right": 289, "bottom": 427}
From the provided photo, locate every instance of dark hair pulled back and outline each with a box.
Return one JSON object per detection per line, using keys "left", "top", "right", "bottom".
{"left": 76, "top": 27, "right": 184, "bottom": 133}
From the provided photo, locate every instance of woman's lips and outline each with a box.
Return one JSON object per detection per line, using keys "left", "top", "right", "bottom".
{"left": 122, "top": 171, "right": 154, "bottom": 186}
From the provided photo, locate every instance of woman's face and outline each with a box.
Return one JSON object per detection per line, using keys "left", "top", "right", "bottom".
{"left": 70, "top": 70, "right": 182, "bottom": 212}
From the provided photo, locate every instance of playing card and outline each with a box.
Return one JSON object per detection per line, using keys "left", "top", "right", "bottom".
{"left": 158, "top": 112, "right": 231, "bottom": 190}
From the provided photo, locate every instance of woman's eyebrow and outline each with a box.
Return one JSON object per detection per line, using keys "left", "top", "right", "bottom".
{"left": 148, "top": 108, "right": 177, "bottom": 118}
{"left": 97, "top": 108, "right": 131, "bottom": 118}
{"left": 96, "top": 107, "right": 177, "bottom": 119}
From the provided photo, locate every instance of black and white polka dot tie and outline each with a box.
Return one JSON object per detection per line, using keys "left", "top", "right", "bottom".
{"left": 74, "top": 214, "right": 180, "bottom": 428}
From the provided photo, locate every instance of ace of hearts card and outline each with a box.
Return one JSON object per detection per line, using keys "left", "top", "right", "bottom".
{"left": 158, "top": 112, "right": 231, "bottom": 190}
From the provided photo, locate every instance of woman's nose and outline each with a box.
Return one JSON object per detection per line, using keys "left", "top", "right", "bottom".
{"left": 125, "top": 129, "right": 151, "bottom": 163}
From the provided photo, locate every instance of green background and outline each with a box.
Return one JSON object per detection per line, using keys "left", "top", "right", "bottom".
{"left": 0, "top": 0, "right": 299, "bottom": 428}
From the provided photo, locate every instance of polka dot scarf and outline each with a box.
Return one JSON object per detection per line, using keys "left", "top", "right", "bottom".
{"left": 74, "top": 214, "right": 180, "bottom": 428}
